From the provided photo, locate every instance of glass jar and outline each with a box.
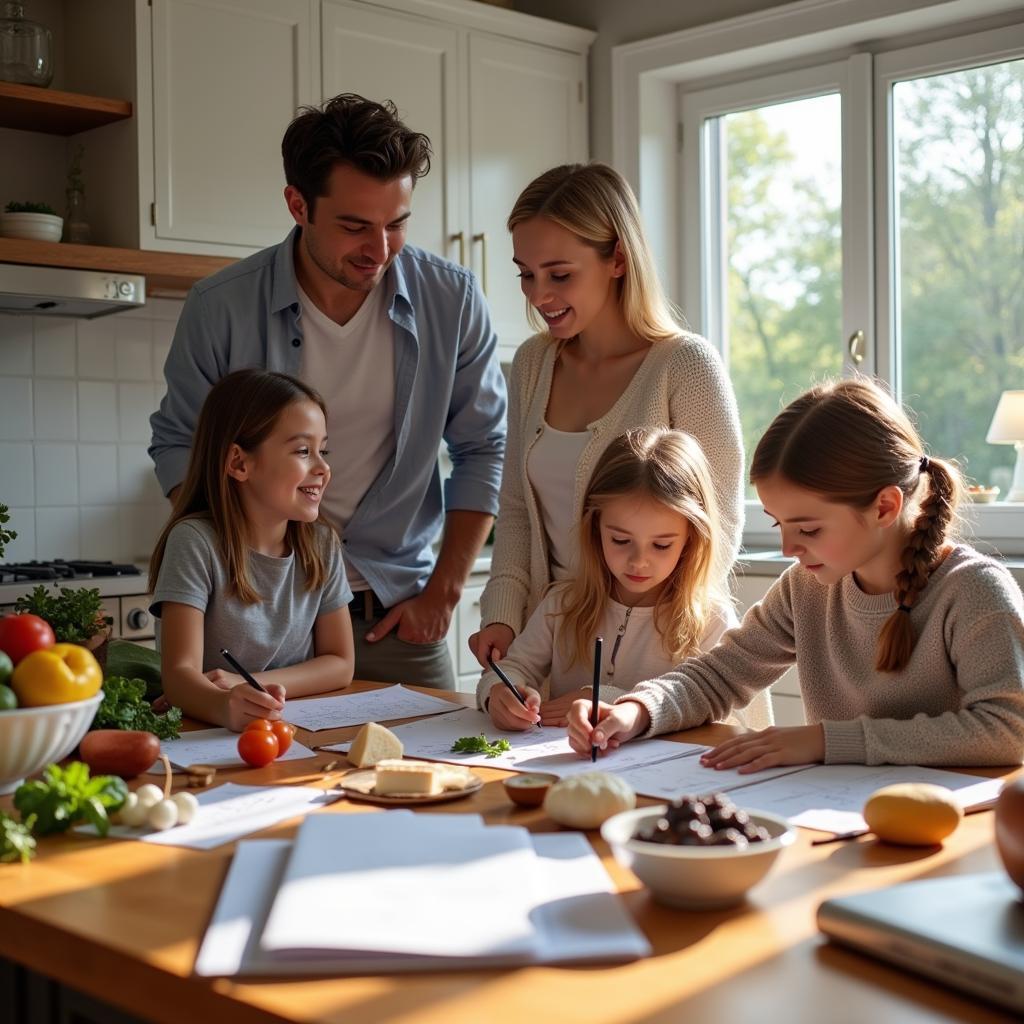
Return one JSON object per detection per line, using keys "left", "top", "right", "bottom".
{"left": 0, "top": 1, "right": 53, "bottom": 88}
{"left": 64, "top": 187, "right": 90, "bottom": 244}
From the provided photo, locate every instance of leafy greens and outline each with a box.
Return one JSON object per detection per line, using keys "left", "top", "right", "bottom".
{"left": 450, "top": 734, "right": 512, "bottom": 758}
{"left": 92, "top": 676, "right": 182, "bottom": 740}
{"left": 14, "top": 762, "right": 127, "bottom": 837}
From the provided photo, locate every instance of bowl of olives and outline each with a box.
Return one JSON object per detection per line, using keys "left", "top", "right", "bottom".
{"left": 600, "top": 792, "right": 796, "bottom": 909}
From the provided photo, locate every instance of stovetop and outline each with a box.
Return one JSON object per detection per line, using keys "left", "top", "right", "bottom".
{"left": 0, "top": 560, "right": 143, "bottom": 585}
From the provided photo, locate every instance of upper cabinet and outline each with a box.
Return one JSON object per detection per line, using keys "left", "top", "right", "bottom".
{"left": 144, "top": 0, "right": 319, "bottom": 254}
{"left": 320, "top": 0, "right": 591, "bottom": 357}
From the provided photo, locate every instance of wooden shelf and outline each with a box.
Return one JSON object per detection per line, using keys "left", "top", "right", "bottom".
{"left": 0, "top": 81, "right": 132, "bottom": 135}
{"left": 0, "top": 237, "right": 234, "bottom": 295}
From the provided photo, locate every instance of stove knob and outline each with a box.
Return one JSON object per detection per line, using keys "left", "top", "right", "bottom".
{"left": 126, "top": 608, "right": 150, "bottom": 631}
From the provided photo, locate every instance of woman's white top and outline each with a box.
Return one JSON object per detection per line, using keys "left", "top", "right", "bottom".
{"left": 525, "top": 421, "right": 590, "bottom": 579}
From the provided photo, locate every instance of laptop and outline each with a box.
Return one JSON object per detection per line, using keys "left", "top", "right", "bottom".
{"left": 817, "top": 872, "right": 1024, "bottom": 1014}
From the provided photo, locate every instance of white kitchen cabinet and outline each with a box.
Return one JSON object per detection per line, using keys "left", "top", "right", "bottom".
{"left": 322, "top": 0, "right": 592, "bottom": 359}
{"left": 448, "top": 576, "right": 486, "bottom": 694}
{"left": 732, "top": 572, "right": 806, "bottom": 727}
{"left": 144, "top": 0, "right": 319, "bottom": 255}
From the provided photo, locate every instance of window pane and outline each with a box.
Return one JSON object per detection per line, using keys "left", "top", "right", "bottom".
{"left": 893, "top": 59, "right": 1024, "bottom": 494}
{"left": 715, "top": 95, "right": 843, "bottom": 494}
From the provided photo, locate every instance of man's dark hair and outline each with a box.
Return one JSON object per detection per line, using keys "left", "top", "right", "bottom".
{"left": 282, "top": 93, "right": 431, "bottom": 220}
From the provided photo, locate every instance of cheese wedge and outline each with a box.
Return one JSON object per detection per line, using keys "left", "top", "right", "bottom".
{"left": 374, "top": 759, "right": 443, "bottom": 796}
{"left": 348, "top": 722, "right": 404, "bottom": 768}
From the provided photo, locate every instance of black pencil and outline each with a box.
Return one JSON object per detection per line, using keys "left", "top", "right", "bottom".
{"left": 591, "top": 636, "right": 603, "bottom": 763}
{"left": 488, "top": 653, "right": 542, "bottom": 729}
{"left": 220, "top": 647, "right": 268, "bottom": 694}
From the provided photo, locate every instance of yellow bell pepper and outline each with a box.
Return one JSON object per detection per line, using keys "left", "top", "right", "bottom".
{"left": 11, "top": 643, "right": 102, "bottom": 707}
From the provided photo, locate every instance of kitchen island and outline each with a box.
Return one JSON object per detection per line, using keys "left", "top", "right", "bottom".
{"left": 0, "top": 682, "right": 1017, "bottom": 1024}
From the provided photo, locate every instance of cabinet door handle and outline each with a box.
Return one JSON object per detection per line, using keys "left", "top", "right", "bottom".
{"left": 450, "top": 231, "right": 466, "bottom": 266}
{"left": 847, "top": 329, "right": 865, "bottom": 365}
{"left": 472, "top": 232, "right": 488, "bottom": 294}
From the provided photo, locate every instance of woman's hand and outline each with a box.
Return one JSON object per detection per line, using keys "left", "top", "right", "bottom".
{"left": 567, "top": 698, "right": 650, "bottom": 758}
{"left": 539, "top": 687, "right": 592, "bottom": 727}
{"left": 469, "top": 623, "right": 515, "bottom": 668}
{"left": 699, "top": 724, "right": 825, "bottom": 774}
{"left": 224, "top": 680, "right": 286, "bottom": 733}
{"left": 487, "top": 681, "right": 541, "bottom": 731}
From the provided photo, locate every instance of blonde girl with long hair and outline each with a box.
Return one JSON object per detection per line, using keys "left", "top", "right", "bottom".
{"left": 480, "top": 429, "right": 750, "bottom": 729}
{"left": 471, "top": 163, "right": 745, "bottom": 723}
{"left": 569, "top": 378, "right": 1024, "bottom": 768}
{"left": 150, "top": 369, "right": 354, "bottom": 731}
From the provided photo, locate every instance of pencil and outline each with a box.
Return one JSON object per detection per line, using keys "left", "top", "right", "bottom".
{"left": 487, "top": 653, "right": 542, "bottom": 729}
{"left": 591, "top": 635, "right": 603, "bottom": 763}
{"left": 220, "top": 647, "right": 268, "bottom": 694}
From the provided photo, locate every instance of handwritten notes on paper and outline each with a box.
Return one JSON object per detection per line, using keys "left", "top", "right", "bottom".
{"left": 282, "top": 685, "right": 460, "bottom": 732}
{"left": 160, "top": 729, "right": 315, "bottom": 769}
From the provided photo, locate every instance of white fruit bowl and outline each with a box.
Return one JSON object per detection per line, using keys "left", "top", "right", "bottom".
{"left": 0, "top": 692, "right": 103, "bottom": 795}
{"left": 601, "top": 805, "right": 796, "bottom": 910}
{"left": 0, "top": 211, "right": 64, "bottom": 242}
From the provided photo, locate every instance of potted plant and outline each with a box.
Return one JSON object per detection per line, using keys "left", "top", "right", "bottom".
{"left": 0, "top": 201, "right": 63, "bottom": 242}
{"left": 14, "top": 584, "right": 113, "bottom": 666}
{"left": 0, "top": 504, "right": 15, "bottom": 559}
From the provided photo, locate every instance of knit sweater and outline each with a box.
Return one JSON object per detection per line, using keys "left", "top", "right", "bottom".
{"left": 475, "top": 588, "right": 737, "bottom": 708}
{"left": 479, "top": 332, "right": 745, "bottom": 636}
{"left": 621, "top": 545, "right": 1024, "bottom": 767}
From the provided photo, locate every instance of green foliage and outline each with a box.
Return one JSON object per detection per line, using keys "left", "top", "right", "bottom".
{"left": 4, "top": 201, "right": 58, "bottom": 215}
{"left": 14, "top": 762, "right": 127, "bottom": 837}
{"left": 0, "top": 504, "right": 15, "bottom": 560}
{"left": 450, "top": 734, "right": 511, "bottom": 758}
{"left": 103, "top": 640, "right": 163, "bottom": 704}
{"left": 0, "top": 812, "right": 36, "bottom": 863}
{"left": 14, "top": 584, "right": 111, "bottom": 644}
{"left": 92, "top": 676, "right": 182, "bottom": 740}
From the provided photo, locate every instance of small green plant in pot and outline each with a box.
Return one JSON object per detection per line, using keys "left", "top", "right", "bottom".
{"left": 1, "top": 201, "right": 63, "bottom": 242}
{"left": 14, "top": 584, "right": 113, "bottom": 664}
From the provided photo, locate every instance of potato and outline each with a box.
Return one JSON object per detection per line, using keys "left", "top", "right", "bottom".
{"left": 863, "top": 783, "right": 963, "bottom": 845}
{"left": 79, "top": 730, "right": 160, "bottom": 778}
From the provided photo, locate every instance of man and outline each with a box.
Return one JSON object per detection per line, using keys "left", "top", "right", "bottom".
{"left": 150, "top": 94, "right": 507, "bottom": 689}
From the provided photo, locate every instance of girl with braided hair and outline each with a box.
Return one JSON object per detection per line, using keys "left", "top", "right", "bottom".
{"left": 568, "top": 378, "right": 1024, "bottom": 770}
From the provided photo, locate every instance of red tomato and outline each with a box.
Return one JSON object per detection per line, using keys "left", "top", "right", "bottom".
{"left": 244, "top": 719, "right": 273, "bottom": 732}
{"left": 270, "top": 721, "right": 295, "bottom": 756}
{"left": 238, "top": 729, "right": 279, "bottom": 768}
{"left": 0, "top": 614, "right": 56, "bottom": 665}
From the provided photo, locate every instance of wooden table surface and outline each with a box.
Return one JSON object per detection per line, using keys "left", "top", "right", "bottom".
{"left": 0, "top": 682, "right": 1019, "bottom": 1024}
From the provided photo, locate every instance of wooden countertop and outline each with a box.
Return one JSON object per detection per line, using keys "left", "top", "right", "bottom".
{"left": 0, "top": 682, "right": 1018, "bottom": 1024}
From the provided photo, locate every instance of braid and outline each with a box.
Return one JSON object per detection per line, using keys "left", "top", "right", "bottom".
{"left": 876, "top": 458, "right": 958, "bottom": 671}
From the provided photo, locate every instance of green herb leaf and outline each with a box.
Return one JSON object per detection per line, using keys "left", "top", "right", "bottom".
{"left": 13, "top": 762, "right": 127, "bottom": 836}
{"left": 13, "top": 584, "right": 111, "bottom": 644}
{"left": 91, "top": 676, "right": 182, "bottom": 740}
{"left": 0, "top": 812, "right": 36, "bottom": 863}
{"left": 450, "top": 734, "right": 512, "bottom": 758}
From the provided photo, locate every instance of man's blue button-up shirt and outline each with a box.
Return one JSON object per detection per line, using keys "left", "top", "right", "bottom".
{"left": 149, "top": 228, "right": 507, "bottom": 606}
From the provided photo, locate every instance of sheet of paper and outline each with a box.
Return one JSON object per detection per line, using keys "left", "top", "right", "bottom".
{"left": 160, "top": 728, "right": 315, "bottom": 769}
{"left": 79, "top": 783, "right": 339, "bottom": 850}
{"left": 195, "top": 825, "right": 649, "bottom": 976}
{"left": 282, "top": 685, "right": 461, "bottom": 732}
{"left": 321, "top": 705, "right": 704, "bottom": 778}
{"left": 260, "top": 813, "right": 542, "bottom": 960}
{"left": 730, "top": 764, "right": 1005, "bottom": 834}
{"left": 615, "top": 757, "right": 810, "bottom": 801}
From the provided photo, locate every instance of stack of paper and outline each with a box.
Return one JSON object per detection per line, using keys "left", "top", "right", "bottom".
{"left": 195, "top": 811, "right": 650, "bottom": 975}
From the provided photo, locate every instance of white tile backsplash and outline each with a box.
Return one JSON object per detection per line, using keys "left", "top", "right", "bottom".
{"left": 33, "top": 379, "right": 77, "bottom": 440}
{"left": 34, "top": 443, "right": 78, "bottom": 506}
{"left": 32, "top": 319, "right": 76, "bottom": 377}
{"left": 0, "top": 302, "right": 183, "bottom": 561}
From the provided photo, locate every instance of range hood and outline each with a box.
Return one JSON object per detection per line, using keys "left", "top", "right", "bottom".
{"left": 0, "top": 263, "right": 145, "bottom": 318}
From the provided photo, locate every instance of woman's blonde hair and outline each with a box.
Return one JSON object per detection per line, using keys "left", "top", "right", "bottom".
{"left": 749, "top": 377, "right": 963, "bottom": 672}
{"left": 149, "top": 370, "right": 335, "bottom": 604}
{"left": 507, "top": 162, "right": 683, "bottom": 343}
{"left": 557, "top": 428, "right": 730, "bottom": 666}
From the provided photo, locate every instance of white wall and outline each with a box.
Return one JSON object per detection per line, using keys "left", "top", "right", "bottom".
{"left": 0, "top": 301, "right": 181, "bottom": 565}
{"left": 512, "top": 0, "right": 792, "bottom": 161}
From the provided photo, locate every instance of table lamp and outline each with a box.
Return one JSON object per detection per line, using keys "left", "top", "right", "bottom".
{"left": 986, "top": 390, "right": 1024, "bottom": 502}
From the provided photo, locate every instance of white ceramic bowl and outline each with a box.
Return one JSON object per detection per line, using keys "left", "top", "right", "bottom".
{"left": 0, "top": 692, "right": 103, "bottom": 795}
{"left": 0, "top": 211, "right": 64, "bottom": 242}
{"left": 601, "top": 805, "right": 796, "bottom": 910}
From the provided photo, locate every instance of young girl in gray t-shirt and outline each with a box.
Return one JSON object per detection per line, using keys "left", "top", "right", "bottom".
{"left": 150, "top": 370, "right": 354, "bottom": 731}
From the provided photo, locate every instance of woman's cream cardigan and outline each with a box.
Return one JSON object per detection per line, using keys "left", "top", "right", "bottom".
{"left": 480, "top": 331, "right": 746, "bottom": 636}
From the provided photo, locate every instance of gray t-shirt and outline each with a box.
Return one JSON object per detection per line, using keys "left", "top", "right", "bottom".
{"left": 151, "top": 517, "right": 351, "bottom": 673}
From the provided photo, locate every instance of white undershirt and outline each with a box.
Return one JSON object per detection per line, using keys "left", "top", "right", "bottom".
{"left": 297, "top": 280, "right": 394, "bottom": 592}
{"left": 526, "top": 421, "right": 590, "bottom": 578}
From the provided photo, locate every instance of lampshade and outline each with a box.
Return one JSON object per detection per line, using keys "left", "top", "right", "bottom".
{"left": 986, "top": 391, "right": 1024, "bottom": 444}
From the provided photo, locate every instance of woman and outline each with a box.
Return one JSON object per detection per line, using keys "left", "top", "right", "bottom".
{"left": 471, "top": 162, "right": 750, "bottom": 725}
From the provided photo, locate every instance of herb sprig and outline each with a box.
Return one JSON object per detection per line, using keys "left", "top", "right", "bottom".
{"left": 14, "top": 584, "right": 111, "bottom": 644}
{"left": 14, "top": 762, "right": 127, "bottom": 837}
{"left": 0, "top": 812, "right": 36, "bottom": 863}
{"left": 92, "top": 676, "right": 182, "bottom": 741}
{"left": 450, "top": 734, "right": 512, "bottom": 759}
